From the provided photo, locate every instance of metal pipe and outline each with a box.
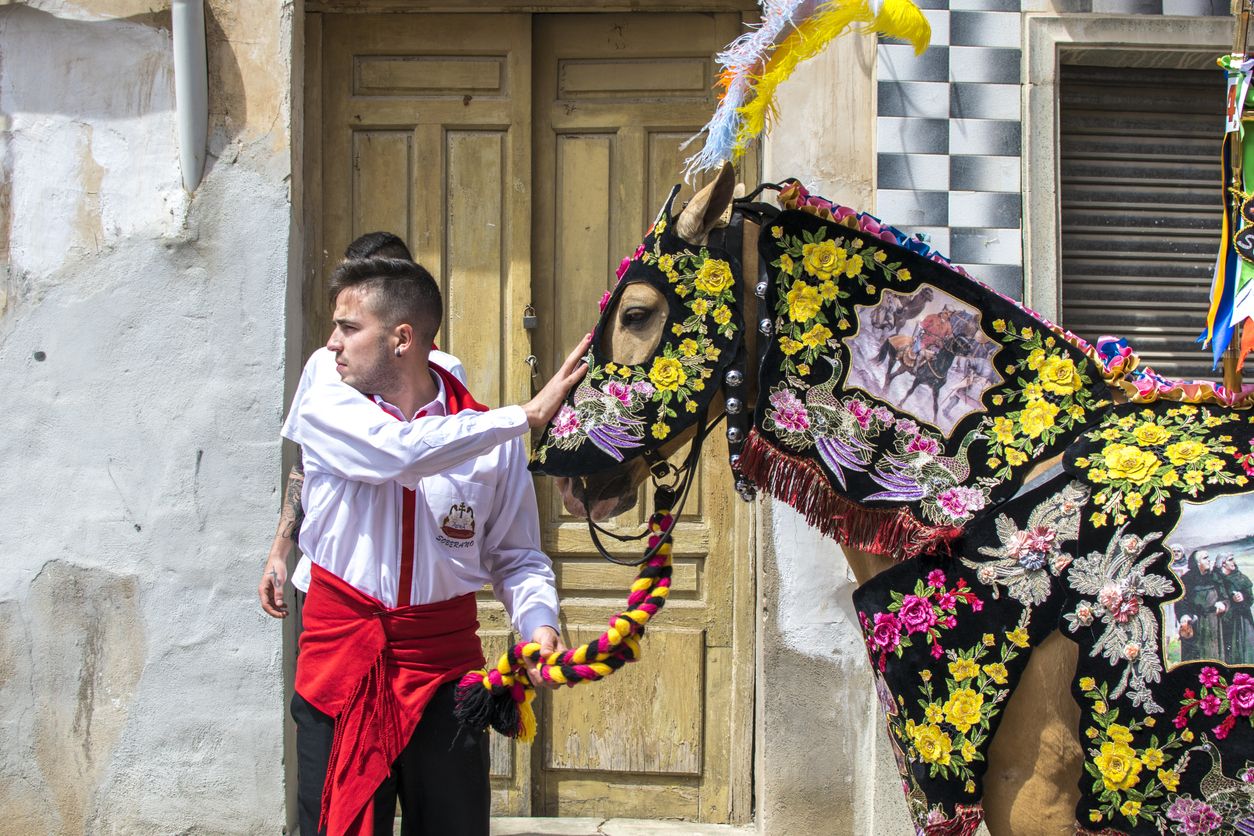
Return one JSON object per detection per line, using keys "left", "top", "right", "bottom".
{"left": 172, "top": 0, "right": 208, "bottom": 193}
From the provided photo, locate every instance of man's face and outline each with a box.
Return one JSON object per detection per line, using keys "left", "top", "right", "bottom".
{"left": 326, "top": 285, "right": 397, "bottom": 395}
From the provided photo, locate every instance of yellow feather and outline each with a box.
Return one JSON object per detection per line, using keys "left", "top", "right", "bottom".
{"left": 734, "top": 0, "right": 930, "bottom": 152}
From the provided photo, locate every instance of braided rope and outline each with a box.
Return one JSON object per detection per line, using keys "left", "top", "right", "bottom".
{"left": 455, "top": 510, "right": 675, "bottom": 740}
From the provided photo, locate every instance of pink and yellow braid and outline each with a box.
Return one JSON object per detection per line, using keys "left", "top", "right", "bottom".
{"left": 454, "top": 510, "right": 675, "bottom": 741}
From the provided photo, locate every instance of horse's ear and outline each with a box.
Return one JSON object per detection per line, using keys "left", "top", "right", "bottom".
{"left": 676, "top": 161, "right": 737, "bottom": 244}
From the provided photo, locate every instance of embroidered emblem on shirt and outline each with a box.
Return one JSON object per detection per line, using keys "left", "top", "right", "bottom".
{"left": 439, "top": 502, "right": 476, "bottom": 547}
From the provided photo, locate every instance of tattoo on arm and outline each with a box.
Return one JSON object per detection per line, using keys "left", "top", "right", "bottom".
{"left": 278, "top": 464, "right": 305, "bottom": 539}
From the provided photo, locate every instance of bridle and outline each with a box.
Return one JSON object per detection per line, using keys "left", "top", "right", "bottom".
{"left": 582, "top": 185, "right": 784, "bottom": 566}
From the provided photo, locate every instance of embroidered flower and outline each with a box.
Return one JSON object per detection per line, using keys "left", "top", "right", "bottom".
{"left": 926, "top": 569, "right": 946, "bottom": 588}
{"left": 800, "top": 323, "right": 832, "bottom": 349}
{"left": 712, "top": 304, "right": 732, "bottom": 326}
{"left": 694, "top": 258, "right": 734, "bottom": 295}
{"left": 648, "top": 357, "right": 687, "bottom": 393}
{"left": 871, "top": 612, "right": 901, "bottom": 653}
{"left": 1094, "top": 741, "right": 1143, "bottom": 792}
{"left": 651, "top": 421, "right": 670, "bottom": 441}
{"left": 818, "top": 279, "right": 838, "bottom": 301}
{"left": 936, "top": 486, "right": 986, "bottom": 521}
{"left": 800, "top": 239, "right": 843, "bottom": 281}
{"left": 598, "top": 290, "right": 613, "bottom": 313}
{"left": 605, "top": 380, "right": 634, "bottom": 405}
{"left": 906, "top": 434, "right": 941, "bottom": 456}
{"left": 913, "top": 723, "right": 953, "bottom": 766}
{"left": 551, "top": 405, "right": 580, "bottom": 439}
{"left": 992, "top": 416, "right": 1016, "bottom": 444}
{"left": 1037, "top": 355, "right": 1083, "bottom": 395}
{"left": 942, "top": 688, "right": 983, "bottom": 733}
{"left": 1141, "top": 747, "right": 1165, "bottom": 770}
{"left": 1227, "top": 672, "right": 1254, "bottom": 717}
{"left": 1102, "top": 443, "right": 1161, "bottom": 486}
{"left": 948, "top": 657, "right": 979, "bottom": 681}
{"left": 983, "top": 662, "right": 1009, "bottom": 685}
{"left": 768, "top": 389, "right": 810, "bottom": 433}
{"left": 1097, "top": 581, "right": 1142, "bottom": 624}
{"left": 1132, "top": 422, "right": 1172, "bottom": 446}
{"left": 778, "top": 253, "right": 794, "bottom": 274}
{"left": 1119, "top": 800, "right": 1141, "bottom": 819}
{"left": 1199, "top": 667, "right": 1221, "bottom": 688}
{"left": 786, "top": 281, "right": 822, "bottom": 323}
{"left": 1166, "top": 797, "right": 1222, "bottom": 834}
{"left": 897, "top": 594, "right": 937, "bottom": 635}
{"left": 1166, "top": 439, "right": 1207, "bottom": 466}
{"left": 1019, "top": 398, "right": 1060, "bottom": 439}
{"left": 778, "top": 336, "right": 803, "bottom": 356}
{"left": 678, "top": 338, "right": 699, "bottom": 358}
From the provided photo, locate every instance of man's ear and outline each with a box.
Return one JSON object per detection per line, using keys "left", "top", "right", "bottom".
{"left": 393, "top": 322, "right": 414, "bottom": 354}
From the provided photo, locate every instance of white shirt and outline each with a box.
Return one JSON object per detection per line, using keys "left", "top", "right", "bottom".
{"left": 281, "top": 348, "right": 559, "bottom": 639}
{"left": 430, "top": 349, "right": 466, "bottom": 385}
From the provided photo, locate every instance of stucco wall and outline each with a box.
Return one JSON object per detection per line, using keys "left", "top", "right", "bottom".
{"left": 758, "top": 34, "right": 916, "bottom": 836}
{"left": 0, "top": 2, "right": 294, "bottom": 832}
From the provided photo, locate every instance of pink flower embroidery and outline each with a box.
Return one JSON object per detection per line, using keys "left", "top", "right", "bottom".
{"left": 615, "top": 257, "right": 632, "bottom": 281}
{"left": 1097, "top": 581, "right": 1141, "bottom": 624}
{"left": 926, "top": 569, "right": 946, "bottom": 588}
{"left": 1228, "top": 673, "right": 1254, "bottom": 717}
{"left": 907, "top": 434, "right": 940, "bottom": 455}
{"left": 1199, "top": 667, "right": 1221, "bottom": 688}
{"left": 897, "top": 595, "right": 937, "bottom": 635}
{"left": 936, "top": 486, "right": 986, "bottom": 521}
{"left": 769, "top": 390, "right": 810, "bottom": 433}
{"left": 848, "top": 398, "right": 873, "bottom": 429}
{"left": 605, "top": 380, "right": 633, "bottom": 405}
{"left": 871, "top": 612, "right": 901, "bottom": 653}
{"left": 551, "top": 405, "right": 580, "bottom": 439}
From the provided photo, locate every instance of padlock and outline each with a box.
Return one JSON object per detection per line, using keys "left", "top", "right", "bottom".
{"left": 522, "top": 305, "right": 538, "bottom": 330}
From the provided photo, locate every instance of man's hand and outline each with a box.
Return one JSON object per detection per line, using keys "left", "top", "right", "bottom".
{"left": 523, "top": 625, "right": 567, "bottom": 689}
{"left": 259, "top": 550, "right": 289, "bottom": 618}
{"left": 1217, "top": 601, "right": 1229, "bottom": 614}
{"left": 523, "top": 334, "right": 592, "bottom": 429}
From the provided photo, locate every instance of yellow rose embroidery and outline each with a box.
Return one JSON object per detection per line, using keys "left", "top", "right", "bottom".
{"left": 648, "top": 357, "right": 687, "bottom": 393}
{"left": 1019, "top": 398, "right": 1060, "bottom": 440}
{"left": 1027, "top": 348, "right": 1046, "bottom": 370}
{"left": 942, "top": 688, "right": 984, "bottom": 733}
{"left": 695, "top": 258, "right": 734, "bottom": 295}
{"left": 1133, "top": 422, "right": 1172, "bottom": 446}
{"left": 1094, "top": 742, "right": 1142, "bottom": 792}
{"left": 657, "top": 254, "right": 675, "bottom": 274}
{"left": 1141, "top": 747, "right": 1164, "bottom": 770}
{"left": 800, "top": 323, "right": 833, "bottom": 349}
{"left": 1090, "top": 511, "right": 1108, "bottom": 526}
{"left": 786, "top": 281, "right": 822, "bottom": 323}
{"left": 959, "top": 740, "right": 977, "bottom": 763}
{"left": 1158, "top": 769, "right": 1180, "bottom": 791}
{"left": 982, "top": 633, "right": 996, "bottom": 647}
{"left": 1006, "top": 628, "right": 1029, "bottom": 648}
{"left": 1120, "top": 800, "right": 1141, "bottom": 819}
{"left": 992, "top": 416, "right": 1016, "bottom": 444}
{"left": 924, "top": 702, "right": 944, "bottom": 724}
{"left": 713, "top": 305, "right": 732, "bottom": 326}
{"left": 913, "top": 724, "right": 953, "bottom": 766}
{"left": 779, "top": 336, "right": 804, "bottom": 356}
{"left": 1102, "top": 443, "right": 1161, "bottom": 485}
{"left": 874, "top": 250, "right": 887, "bottom": 263}
{"left": 770, "top": 225, "right": 783, "bottom": 238}
{"left": 691, "top": 298, "right": 709, "bottom": 316}
{"left": 778, "top": 253, "right": 794, "bottom": 274}
{"left": 797, "top": 363, "right": 810, "bottom": 376}
{"left": 898, "top": 268, "right": 912, "bottom": 281}
{"left": 651, "top": 421, "right": 670, "bottom": 440}
{"left": 948, "top": 658, "right": 980, "bottom": 681}
{"left": 1089, "top": 469, "right": 1108, "bottom": 483}
{"left": 1005, "top": 448, "right": 1028, "bottom": 467}
{"left": 1069, "top": 404, "right": 1087, "bottom": 421}
{"left": 1105, "top": 724, "right": 1133, "bottom": 745}
{"left": 1184, "top": 470, "right": 1205, "bottom": 486}
{"left": 843, "top": 253, "right": 864, "bottom": 278}
{"left": 685, "top": 400, "right": 699, "bottom": 413}
{"left": 818, "top": 280, "right": 838, "bottom": 302}
{"left": 800, "top": 239, "right": 845, "bottom": 280}
{"left": 1038, "top": 355, "right": 1083, "bottom": 395}
{"left": 1165, "top": 439, "right": 1206, "bottom": 466}
{"left": 1079, "top": 677, "right": 1096, "bottom": 691}
{"left": 992, "top": 319, "right": 1006, "bottom": 332}
{"left": 982, "top": 663, "right": 1008, "bottom": 685}
{"left": 679, "top": 339, "right": 699, "bottom": 358}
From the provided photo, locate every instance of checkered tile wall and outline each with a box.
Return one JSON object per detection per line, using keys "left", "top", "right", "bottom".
{"left": 874, "top": 0, "right": 1226, "bottom": 298}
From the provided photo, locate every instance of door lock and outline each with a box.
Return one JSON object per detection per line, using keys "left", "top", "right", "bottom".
{"left": 522, "top": 305, "right": 538, "bottom": 330}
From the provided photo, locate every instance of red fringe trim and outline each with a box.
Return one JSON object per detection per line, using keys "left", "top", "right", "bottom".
{"left": 739, "top": 431, "right": 962, "bottom": 561}
{"left": 925, "top": 804, "right": 984, "bottom": 836}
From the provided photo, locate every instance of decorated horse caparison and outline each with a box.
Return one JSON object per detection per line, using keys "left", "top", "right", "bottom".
{"left": 522, "top": 163, "right": 1254, "bottom": 835}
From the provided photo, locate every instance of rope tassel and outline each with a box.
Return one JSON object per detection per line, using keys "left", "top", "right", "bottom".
{"left": 454, "top": 511, "right": 676, "bottom": 740}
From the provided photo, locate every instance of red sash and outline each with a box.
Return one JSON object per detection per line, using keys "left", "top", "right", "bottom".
{"left": 296, "top": 564, "right": 485, "bottom": 836}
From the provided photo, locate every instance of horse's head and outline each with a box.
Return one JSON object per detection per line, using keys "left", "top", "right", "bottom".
{"left": 529, "top": 162, "right": 759, "bottom": 520}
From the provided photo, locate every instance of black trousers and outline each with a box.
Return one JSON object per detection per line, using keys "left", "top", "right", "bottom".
{"left": 291, "top": 681, "right": 490, "bottom": 836}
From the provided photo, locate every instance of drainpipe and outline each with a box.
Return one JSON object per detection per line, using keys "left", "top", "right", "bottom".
{"left": 172, "top": 0, "right": 208, "bottom": 192}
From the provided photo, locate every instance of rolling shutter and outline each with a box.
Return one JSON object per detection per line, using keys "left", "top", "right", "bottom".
{"left": 1059, "top": 63, "right": 1224, "bottom": 381}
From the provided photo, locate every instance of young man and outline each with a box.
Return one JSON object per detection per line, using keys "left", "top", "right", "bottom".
{"left": 259, "top": 234, "right": 462, "bottom": 605}
{"left": 274, "top": 255, "right": 589, "bottom": 835}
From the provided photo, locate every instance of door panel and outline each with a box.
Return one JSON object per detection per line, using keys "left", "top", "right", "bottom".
{"left": 532, "top": 13, "right": 755, "bottom": 822}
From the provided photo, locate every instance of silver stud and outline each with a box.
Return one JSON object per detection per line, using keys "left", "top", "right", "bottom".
{"left": 758, "top": 318, "right": 773, "bottom": 336}
{"left": 735, "top": 478, "right": 757, "bottom": 502}
{"left": 729, "top": 453, "right": 742, "bottom": 469}
{"left": 725, "top": 397, "right": 743, "bottom": 415}
{"left": 724, "top": 369, "right": 744, "bottom": 387}
{"left": 754, "top": 281, "right": 769, "bottom": 299}
{"left": 727, "top": 426, "right": 744, "bottom": 444}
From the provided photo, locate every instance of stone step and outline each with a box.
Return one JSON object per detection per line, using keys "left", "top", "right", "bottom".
{"left": 491, "top": 817, "right": 755, "bottom": 835}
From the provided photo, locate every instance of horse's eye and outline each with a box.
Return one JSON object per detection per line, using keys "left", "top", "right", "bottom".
{"left": 620, "top": 306, "right": 655, "bottom": 329}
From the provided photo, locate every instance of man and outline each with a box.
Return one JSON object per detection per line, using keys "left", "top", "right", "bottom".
{"left": 270, "top": 254, "right": 589, "bottom": 835}
{"left": 259, "top": 232, "right": 463, "bottom": 619}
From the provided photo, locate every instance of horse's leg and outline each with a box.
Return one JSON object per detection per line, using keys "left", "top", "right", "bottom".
{"left": 982, "top": 631, "right": 1082, "bottom": 835}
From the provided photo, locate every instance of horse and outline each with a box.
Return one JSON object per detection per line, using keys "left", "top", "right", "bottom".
{"left": 876, "top": 326, "right": 974, "bottom": 426}
{"left": 532, "top": 163, "right": 1089, "bottom": 835}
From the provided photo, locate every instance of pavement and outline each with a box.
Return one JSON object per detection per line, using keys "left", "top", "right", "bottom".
{"left": 491, "top": 818, "right": 755, "bottom": 835}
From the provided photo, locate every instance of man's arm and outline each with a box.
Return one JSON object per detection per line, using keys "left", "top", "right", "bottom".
{"left": 480, "top": 438, "right": 566, "bottom": 688}
{"left": 285, "top": 337, "right": 590, "bottom": 488}
{"left": 259, "top": 458, "right": 304, "bottom": 619}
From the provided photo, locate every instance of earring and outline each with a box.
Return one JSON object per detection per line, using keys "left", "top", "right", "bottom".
{"left": 395, "top": 348, "right": 402, "bottom": 357}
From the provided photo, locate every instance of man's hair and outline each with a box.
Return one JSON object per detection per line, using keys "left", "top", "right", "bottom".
{"left": 329, "top": 256, "right": 442, "bottom": 343}
{"left": 344, "top": 231, "right": 413, "bottom": 262}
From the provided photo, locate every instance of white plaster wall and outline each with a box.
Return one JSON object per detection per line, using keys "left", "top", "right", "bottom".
{"left": 757, "top": 34, "right": 916, "bottom": 836}
{"left": 0, "top": 4, "right": 292, "bottom": 833}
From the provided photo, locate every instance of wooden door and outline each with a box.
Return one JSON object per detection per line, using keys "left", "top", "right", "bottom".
{"left": 531, "top": 13, "right": 755, "bottom": 823}
{"left": 310, "top": 9, "right": 754, "bottom": 824}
